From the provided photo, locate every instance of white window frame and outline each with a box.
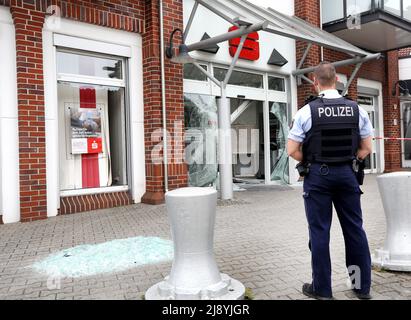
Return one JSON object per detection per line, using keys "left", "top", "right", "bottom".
{"left": 358, "top": 94, "right": 378, "bottom": 174}
{"left": 43, "top": 18, "right": 145, "bottom": 217}
{"left": 0, "top": 7, "right": 20, "bottom": 223}
{"left": 56, "top": 48, "right": 127, "bottom": 87}
{"left": 357, "top": 78, "right": 385, "bottom": 173}
{"left": 56, "top": 49, "right": 130, "bottom": 195}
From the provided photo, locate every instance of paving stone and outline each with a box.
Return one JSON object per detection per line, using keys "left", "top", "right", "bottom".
{"left": 0, "top": 175, "right": 410, "bottom": 300}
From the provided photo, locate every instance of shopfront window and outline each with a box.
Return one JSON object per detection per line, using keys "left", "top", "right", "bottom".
{"left": 213, "top": 67, "right": 264, "bottom": 89}
{"left": 184, "top": 64, "right": 208, "bottom": 81}
{"left": 57, "top": 50, "right": 128, "bottom": 192}
{"left": 268, "top": 76, "right": 285, "bottom": 92}
{"left": 269, "top": 102, "right": 289, "bottom": 183}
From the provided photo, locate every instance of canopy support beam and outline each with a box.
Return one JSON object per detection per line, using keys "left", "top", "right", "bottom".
{"left": 293, "top": 53, "right": 381, "bottom": 76}
{"left": 342, "top": 62, "right": 363, "bottom": 96}
{"left": 300, "top": 74, "right": 314, "bottom": 85}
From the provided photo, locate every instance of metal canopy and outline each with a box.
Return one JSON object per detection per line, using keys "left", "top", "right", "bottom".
{"left": 189, "top": 0, "right": 372, "bottom": 57}
{"left": 183, "top": 0, "right": 382, "bottom": 96}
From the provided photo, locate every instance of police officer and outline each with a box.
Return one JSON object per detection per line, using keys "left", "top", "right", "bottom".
{"left": 287, "top": 62, "right": 373, "bottom": 300}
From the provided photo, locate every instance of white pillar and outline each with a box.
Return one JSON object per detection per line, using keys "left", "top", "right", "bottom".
{"left": 0, "top": 8, "right": 20, "bottom": 223}
{"left": 146, "top": 187, "right": 244, "bottom": 300}
{"left": 217, "top": 89, "right": 233, "bottom": 200}
{"left": 43, "top": 25, "right": 59, "bottom": 218}
{"left": 372, "top": 172, "right": 411, "bottom": 271}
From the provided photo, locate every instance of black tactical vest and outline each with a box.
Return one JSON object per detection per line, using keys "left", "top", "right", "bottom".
{"left": 302, "top": 96, "right": 361, "bottom": 164}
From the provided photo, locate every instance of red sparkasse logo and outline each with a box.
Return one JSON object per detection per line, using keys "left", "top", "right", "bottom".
{"left": 87, "top": 137, "right": 103, "bottom": 154}
{"left": 228, "top": 26, "right": 260, "bottom": 61}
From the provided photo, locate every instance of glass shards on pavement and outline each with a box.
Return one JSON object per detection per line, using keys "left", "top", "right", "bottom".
{"left": 31, "top": 237, "right": 174, "bottom": 278}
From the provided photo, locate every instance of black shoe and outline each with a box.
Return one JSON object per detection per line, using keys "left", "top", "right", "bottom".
{"left": 352, "top": 290, "right": 372, "bottom": 300}
{"left": 302, "top": 283, "right": 334, "bottom": 300}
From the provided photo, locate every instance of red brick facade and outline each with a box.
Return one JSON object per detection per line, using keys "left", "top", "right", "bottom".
{"left": 383, "top": 51, "right": 402, "bottom": 171}
{"left": 0, "top": 0, "right": 408, "bottom": 223}
{"left": 296, "top": 0, "right": 403, "bottom": 172}
{"left": 60, "top": 191, "right": 132, "bottom": 215}
{"left": 141, "top": 0, "right": 187, "bottom": 205}
{"left": 11, "top": 2, "right": 47, "bottom": 222}
{"left": 0, "top": 0, "right": 186, "bottom": 221}
{"left": 295, "top": 0, "right": 321, "bottom": 107}
{"left": 399, "top": 47, "right": 411, "bottom": 57}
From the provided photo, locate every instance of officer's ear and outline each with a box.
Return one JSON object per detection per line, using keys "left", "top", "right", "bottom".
{"left": 313, "top": 77, "right": 320, "bottom": 92}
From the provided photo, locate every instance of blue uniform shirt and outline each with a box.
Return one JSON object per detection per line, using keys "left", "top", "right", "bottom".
{"left": 288, "top": 89, "right": 374, "bottom": 143}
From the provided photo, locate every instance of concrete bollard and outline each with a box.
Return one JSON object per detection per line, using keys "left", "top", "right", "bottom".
{"left": 372, "top": 172, "right": 411, "bottom": 271}
{"left": 145, "top": 187, "right": 245, "bottom": 300}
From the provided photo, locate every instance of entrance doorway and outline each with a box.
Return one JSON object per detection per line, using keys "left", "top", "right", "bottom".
{"left": 358, "top": 95, "right": 378, "bottom": 173}
{"left": 401, "top": 102, "right": 411, "bottom": 168}
{"left": 230, "top": 99, "right": 289, "bottom": 184}
{"left": 231, "top": 99, "right": 263, "bottom": 183}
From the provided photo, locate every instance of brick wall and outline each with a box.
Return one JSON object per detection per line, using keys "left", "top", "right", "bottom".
{"left": 399, "top": 47, "right": 411, "bottom": 57}
{"left": 295, "top": 0, "right": 321, "bottom": 107}
{"left": 383, "top": 50, "right": 402, "bottom": 171}
{"left": 0, "top": 0, "right": 186, "bottom": 221}
{"left": 141, "top": 0, "right": 187, "bottom": 205}
{"left": 296, "top": 0, "right": 402, "bottom": 172}
{"left": 10, "top": 1, "right": 47, "bottom": 222}
{"left": 60, "top": 191, "right": 132, "bottom": 215}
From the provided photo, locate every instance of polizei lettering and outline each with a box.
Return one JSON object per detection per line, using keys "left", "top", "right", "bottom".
{"left": 318, "top": 106, "right": 354, "bottom": 118}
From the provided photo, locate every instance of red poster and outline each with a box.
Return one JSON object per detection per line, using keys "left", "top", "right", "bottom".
{"left": 79, "top": 87, "right": 100, "bottom": 189}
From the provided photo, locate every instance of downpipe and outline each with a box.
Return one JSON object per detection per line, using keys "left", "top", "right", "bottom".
{"left": 159, "top": 0, "right": 169, "bottom": 192}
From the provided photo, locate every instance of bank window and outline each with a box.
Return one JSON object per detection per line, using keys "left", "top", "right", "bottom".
{"left": 57, "top": 51, "right": 123, "bottom": 79}
{"left": 213, "top": 67, "right": 264, "bottom": 89}
{"left": 184, "top": 64, "right": 208, "bottom": 81}
{"left": 358, "top": 96, "right": 374, "bottom": 106}
{"left": 268, "top": 76, "right": 285, "bottom": 92}
{"left": 57, "top": 50, "right": 128, "bottom": 192}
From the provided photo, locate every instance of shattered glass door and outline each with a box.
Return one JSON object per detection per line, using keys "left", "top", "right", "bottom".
{"left": 184, "top": 94, "right": 219, "bottom": 187}
{"left": 269, "top": 102, "right": 289, "bottom": 183}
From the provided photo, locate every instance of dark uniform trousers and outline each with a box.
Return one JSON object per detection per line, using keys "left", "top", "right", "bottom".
{"left": 303, "top": 163, "right": 372, "bottom": 297}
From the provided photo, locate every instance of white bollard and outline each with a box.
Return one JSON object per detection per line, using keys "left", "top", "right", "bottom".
{"left": 145, "top": 187, "right": 245, "bottom": 300}
{"left": 372, "top": 172, "right": 411, "bottom": 271}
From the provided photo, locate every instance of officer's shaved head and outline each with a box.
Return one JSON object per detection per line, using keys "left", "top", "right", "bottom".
{"left": 314, "top": 62, "right": 337, "bottom": 88}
